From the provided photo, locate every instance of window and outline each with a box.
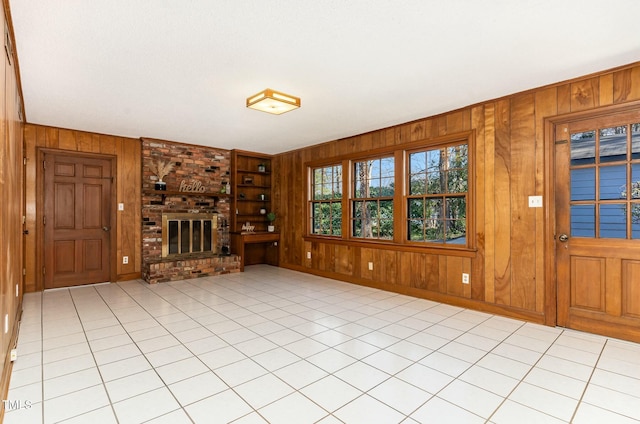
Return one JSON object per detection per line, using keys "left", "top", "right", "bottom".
{"left": 570, "top": 122, "right": 640, "bottom": 239}
{"left": 352, "top": 157, "right": 394, "bottom": 239}
{"left": 306, "top": 131, "right": 473, "bottom": 251}
{"left": 310, "top": 164, "right": 342, "bottom": 236}
{"left": 407, "top": 143, "right": 468, "bottom": 244}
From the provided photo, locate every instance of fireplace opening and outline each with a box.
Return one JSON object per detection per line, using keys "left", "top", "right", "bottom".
{"left": 162, "top": 213, "right": 218, "bottom": 258}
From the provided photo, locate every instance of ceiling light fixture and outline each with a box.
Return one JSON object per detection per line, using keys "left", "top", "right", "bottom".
{"left": 246, "top": 88, "right": 300, "bottom": 115}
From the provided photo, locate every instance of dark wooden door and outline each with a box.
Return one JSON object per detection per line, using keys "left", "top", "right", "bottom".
{"left": 555, "top": 110, "right": 640, "bottom": 342}
{"left": 44, "top": 152, "right": 112, "bottom": 288}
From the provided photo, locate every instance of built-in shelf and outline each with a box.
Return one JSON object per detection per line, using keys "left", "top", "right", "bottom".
{"left": 231, "top": 150, "right": 277, "bottom": 271}
{"left": 238, "top": 169, "right": 271, "bottom": 175}
{"left": 237, "top": 184, "right": 270, "bottom": 189}
{"left": 144, "top": 190, "right": 230, "bottom": 204}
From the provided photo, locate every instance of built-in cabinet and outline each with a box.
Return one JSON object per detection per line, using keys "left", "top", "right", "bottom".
{"left": 230, "top": 150, "right": 279, "bottom": 270}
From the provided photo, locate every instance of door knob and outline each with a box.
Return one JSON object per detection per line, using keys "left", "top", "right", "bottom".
{"left": 558, "top": 234, "right": 569, "bottom": 242}
{"left": 102, "top": 226, "right": 110, "bottom": 232}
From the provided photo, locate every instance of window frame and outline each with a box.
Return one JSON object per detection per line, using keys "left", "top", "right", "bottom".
{"left": 304, "top": 131, "right": 475, "bottom": 254}
{"left": 351, "top": 155, "right": 396, "bottom": 241}
{"left": 405, "top": 140, "right": 470, "bottom": 247}
{"left": 309, "top": 163, "right": 344, "bottom": 237}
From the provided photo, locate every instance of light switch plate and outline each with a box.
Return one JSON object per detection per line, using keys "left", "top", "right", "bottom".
{"left": 528, "top": 196, "right": 543, "bottom": 208}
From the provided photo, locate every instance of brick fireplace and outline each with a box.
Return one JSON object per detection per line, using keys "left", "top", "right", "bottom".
{"left": 141, "top": 138, "right": 240, "bottom": 283}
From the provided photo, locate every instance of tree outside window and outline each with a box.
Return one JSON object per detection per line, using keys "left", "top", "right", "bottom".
{"left": 310, "top": 165, "right": 342, "bottom": 236}
{"left": 407, "top": 143, "right": 468, "bottom": 245}
{"left": 352, "top": 157, "right": 394, "bottom": 240}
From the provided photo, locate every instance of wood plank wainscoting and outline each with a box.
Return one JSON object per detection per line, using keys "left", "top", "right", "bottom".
{"left": 273, "top": 61, "right": 640, "bottom": 342}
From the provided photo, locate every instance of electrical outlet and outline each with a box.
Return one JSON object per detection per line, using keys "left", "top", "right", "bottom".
{"left": 462, "top": 273, "right": 470, "bottom": 284}
{"left": 10, "top": 349, "right": 16, "bottom": 361}
{"left": 118, "top": 203, "right": 124, "bottom": 211}
{"left": 123, "top": 256, "right": 129, "bottom": 264}
{"left": 368, "top": 262, "right": 374, "bottom": 271}
{"left": 306, "top": 252, "right": 311, "bottom": 259}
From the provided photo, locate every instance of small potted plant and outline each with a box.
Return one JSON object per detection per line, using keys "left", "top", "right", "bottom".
{"left": 266, "top": 212, "right": 276, "bottom": 232}
{"left": 149, "top": 159, "right": 174, "bottom": 191}
{"left": 258, "top": 163, "right": 266, "bottom": 173}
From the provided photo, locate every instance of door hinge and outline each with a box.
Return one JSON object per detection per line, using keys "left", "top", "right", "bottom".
{"left": 43, "top": 216, "right": 46, "bottom": 226}
{"left": 23, "top": 157, "right": 27, "bottom": 166}
{"left": 43, "top": 160, "right": 46, "bottom": 169}
{"left": 42, "top": 267, "right": 45, "bottom": 275}
{"left": 22, "top": 268, "right": 26, "bottom": 276}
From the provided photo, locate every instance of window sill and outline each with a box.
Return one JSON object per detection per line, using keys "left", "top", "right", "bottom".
{"left": 303, "top": 235, "right": 477, "bottom": 258}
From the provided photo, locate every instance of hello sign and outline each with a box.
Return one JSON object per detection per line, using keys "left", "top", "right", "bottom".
{"left": 179, "top": 180, "right": 207, "bottom": 193}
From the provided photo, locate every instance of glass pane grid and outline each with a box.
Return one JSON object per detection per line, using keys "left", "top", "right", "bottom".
{"left": 569, "top": 123, "right": 636, "bottom": 239}
{"left": 406, "top": 143, "right": 468, "bottom": 245}
{"left": 311, "top": 164, "right": 342, "bottom": 236}
{"left": 351, "top": 157, "right": 395, "bottom": 239}
{"left": 311, "top": 200, "right": 342, "bottom": 236}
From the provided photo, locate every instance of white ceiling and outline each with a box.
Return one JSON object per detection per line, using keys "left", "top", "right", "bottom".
{"left": 10, "top": 0, "right": 640, "bottom": 154}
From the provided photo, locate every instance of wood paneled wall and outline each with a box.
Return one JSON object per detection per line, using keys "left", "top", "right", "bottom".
{"left": 23, "top": 125, "right": 142, "bottom": 291}
{"left": 0, "top": 0, "right": 24, "bottom": 416}
{"left": 274, "top": 62, "right": 640, "bottom": 324}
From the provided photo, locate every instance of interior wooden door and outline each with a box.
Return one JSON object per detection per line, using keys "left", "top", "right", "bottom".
{"left": 43, "top": 152, "right": 113, "bottom": 288}
{"left": 555, "top": 110, "right": 640, "bottom": 342}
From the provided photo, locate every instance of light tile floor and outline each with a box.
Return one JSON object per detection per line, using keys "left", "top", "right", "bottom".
{"left": 5, "top": 265, "right": 640, "bottom": 423}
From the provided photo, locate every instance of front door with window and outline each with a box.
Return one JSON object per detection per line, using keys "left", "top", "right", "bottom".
{"left": 43, "top": 152, "right": 113, "bottom": 289}
{"left": 555, "top": 110, "right": 640, "bottom": 342}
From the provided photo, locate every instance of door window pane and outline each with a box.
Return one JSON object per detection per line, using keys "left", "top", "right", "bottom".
{"left": 571, "top": 168, "right": 595, "bottom": 201}
{"left": 569, "top": 121, "right": 639, "bottom": 240}
{"left": 599, "top": 204, "right": 626, "bottom": 239}
{"left": 632, "top": 123, "right": 640, "bottom": 159}
{"left": 571, "top": 131, "right": 596, "bottom": 165}
{"left": 571, "top": 205, "right": 595, "bottom": 237}
{"left": 632, "top": 202, "right": 640, "bottom": 239}
{"left": 631, "top": 164, "right": 640, "bottom": 199}
{"left": 599, "top": 165, "right": 626, "bottom": 200}
{"left": 599, "top": 126, "right": 627, "bottom": 163}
